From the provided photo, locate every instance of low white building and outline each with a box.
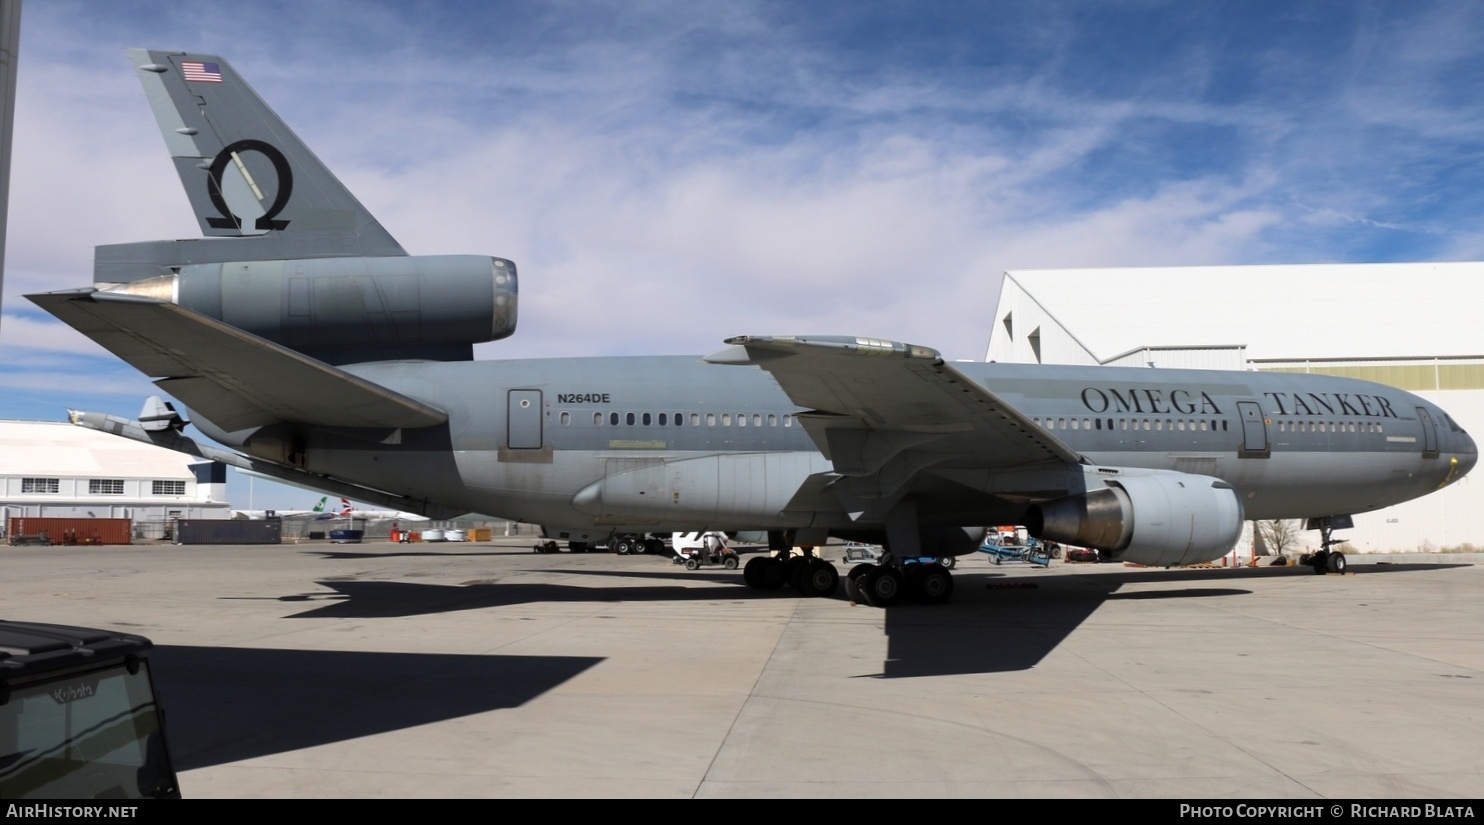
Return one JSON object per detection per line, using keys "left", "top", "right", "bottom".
{"left": 0, "top": 420, "right": 230, "bottom": 527}
{"left": 987, "top": 262, "right": 1483, "bottom": 554}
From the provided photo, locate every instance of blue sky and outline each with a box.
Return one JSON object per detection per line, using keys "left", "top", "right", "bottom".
{"left": 2, "top": 1, "right": 1483, "bottom": 509}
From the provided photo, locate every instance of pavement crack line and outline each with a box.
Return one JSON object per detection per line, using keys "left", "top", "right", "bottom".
{"left": 693, "top": 597, "right": 802, "bottom": 798}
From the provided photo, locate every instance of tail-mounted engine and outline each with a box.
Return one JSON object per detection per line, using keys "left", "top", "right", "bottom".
{"left": 99, "top": 254, "right": 516, "bottom": 364}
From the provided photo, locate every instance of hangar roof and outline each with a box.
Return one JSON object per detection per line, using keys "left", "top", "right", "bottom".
{"left": 1001, "top": 262, "right": 1484, "bottom": 362}
{"left": 0, "top": 420, "right": 193, "bottom": 479}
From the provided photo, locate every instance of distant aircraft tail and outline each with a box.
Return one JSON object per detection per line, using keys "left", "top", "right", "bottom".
{"left": 337, "top": 497, "right": 353, "bottom": 517}
{"left": 311, "top": 496, "right": 328, "bottom": 514}
{"left": 125, "top": 48, "right": 405, "bottom": 259}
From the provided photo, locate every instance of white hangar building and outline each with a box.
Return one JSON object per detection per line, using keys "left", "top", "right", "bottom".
{"left": 986, "top": 262, "right": 1484, "bottom": 554}
{"left": 0, "top": 420, "right": 230, "bottom": 527}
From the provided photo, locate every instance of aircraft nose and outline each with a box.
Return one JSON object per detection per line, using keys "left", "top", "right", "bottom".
{"left": 1458, "top": 430, "right": 1479, "bottom": 478}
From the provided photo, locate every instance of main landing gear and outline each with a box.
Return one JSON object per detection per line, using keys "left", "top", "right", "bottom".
{"left": 742, "top": 552, "right": 840, "bottom": 598}
{"left": 843, "top": 557, "right": 954, "bottom": 606}
{"left": 607, "top": 533, "right": 666, "bottom": 555}
{"left": 740, "top": 532, "right": 839, "bottom": 597}
{"left": 739, "top": 549, "right": 956, "bottom": 606}
{"left": 736, "top": 524, "right": 960, "bottom": 605}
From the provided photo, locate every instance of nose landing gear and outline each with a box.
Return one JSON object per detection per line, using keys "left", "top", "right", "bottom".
{"left": 1300, "top": 516, "right": 1351, "bottom": 575}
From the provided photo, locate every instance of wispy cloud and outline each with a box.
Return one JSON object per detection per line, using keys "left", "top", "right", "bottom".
{"left": 0, "top": 311, "right": 116, "bottom": 356}
{"left": 4, "top": 1, "right": 1483, "bottom": 414}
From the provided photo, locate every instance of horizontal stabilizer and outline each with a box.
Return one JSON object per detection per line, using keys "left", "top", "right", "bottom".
{"left": 29, "top": 289, "right": 447, "bottom": 431}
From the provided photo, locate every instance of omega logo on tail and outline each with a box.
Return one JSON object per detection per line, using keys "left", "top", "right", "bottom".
{"left": 205, "top": 139, "right": 294, "bottom": 230}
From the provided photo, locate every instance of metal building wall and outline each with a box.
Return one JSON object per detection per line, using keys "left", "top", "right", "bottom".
{"left": 987, "top": 273, "right": 1099, "bottom": 365}
{"left": 0, "top": 421, "right": 232, "bottom": 528}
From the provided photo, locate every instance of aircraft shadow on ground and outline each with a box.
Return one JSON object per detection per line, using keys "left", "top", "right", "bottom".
{"left": 527, "top": 567, "right": 749, "bottom": 584}
{"left": 873, "top": 561, "right": 1464, "bottom": 678}
{"left": 873, "top": 584, "right": 1249, "bottom": 678}
{"left": 149, "top": 645, "right": 601, "bottom": 771}
{"left": 248, "top": 562, "right": 1465, "bottom": 682}
{"left": 260, "top": 578, "right": 756, "bottom": 619}
{"left": 306, "top": 549, "right": 533, "bottom": 560}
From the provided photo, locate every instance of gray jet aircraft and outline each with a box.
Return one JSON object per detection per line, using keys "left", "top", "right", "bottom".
{"left": 30, "top": 50, "right": 1478, "bottom": 605}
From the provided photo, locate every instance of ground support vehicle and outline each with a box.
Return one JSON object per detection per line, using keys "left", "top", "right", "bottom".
{"left": 980, "top": 538, "right": 1053, "bottom": 567}
{"left": 0, "top": 621, "right": 181, "bottom": 799}
{"left": 841, "top": 542, "right": 958, "bottom": 570}
{"left": 679, "top": 544, "right": 740, "bottom": 570}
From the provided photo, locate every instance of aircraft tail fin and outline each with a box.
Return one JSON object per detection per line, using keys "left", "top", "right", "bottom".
{"left": 127, "top": 48, "right": 405, "bottom": 259}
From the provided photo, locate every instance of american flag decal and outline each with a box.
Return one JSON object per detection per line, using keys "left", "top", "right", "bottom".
{"left": 181, "top": 61, "right": 223, "bottom": 83}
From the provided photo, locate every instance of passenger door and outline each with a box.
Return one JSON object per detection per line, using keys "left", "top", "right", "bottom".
{"left": 507, "top": 390, "right": 543, "bottom": 449}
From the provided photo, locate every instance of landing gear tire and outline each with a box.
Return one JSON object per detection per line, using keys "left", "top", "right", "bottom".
{"left": 612, "top": 537, "right": 634, "bottom": 555}
{"left": 744, "top": 556, "right": 787, "bottom": 590}
{"left": 792, "top": 559, "right": 839, "bottom": 598}
{"left": 780, "top": 556, "right": 806, "bottom": 588}
{"left": 1326, "top": 551, "right": 1347, "bottom": 574}
{"left": 939, "top": 555, "right": 957, "bottom": 570}
{"left": 568, "top": 541, "right": 588, "bottom": 553}
{"left": 743, "top": 555, "right": 765, "bottom": 587}
{"left": 644, "top": 538, "right": 665, "bottom": 554}
{"left": 788, "top": 559, "right": 807, "bottom": 591}
{"left": 906, "top": 565, "right": 954, "bottom": 604}
{"left": 1310, "top": 549, "right": 1330, "bottom": 575}
{"left": 859, "top": 567, "right": 903, "bottom": 607}
{"left": 846, "top": 564, "right": 872, "bottom": 602}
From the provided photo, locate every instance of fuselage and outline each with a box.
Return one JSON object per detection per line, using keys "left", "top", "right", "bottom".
{"left": 196, "top": 356, "right": 1478, "bottom": 539}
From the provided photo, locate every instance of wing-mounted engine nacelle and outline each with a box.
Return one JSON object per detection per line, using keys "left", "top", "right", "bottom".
{"left": 1024, "top": 469, "right": 1244, "bottom": 566}
{"left": 101, "top": 254, "right": 517, "bottom": 363}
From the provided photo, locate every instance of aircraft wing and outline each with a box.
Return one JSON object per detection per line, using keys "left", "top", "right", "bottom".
{"left": 705, "top": 335, "right": 1081, "bottom": 482}
{"left": 29, "top": 289, "right": 447, "bottom": 431}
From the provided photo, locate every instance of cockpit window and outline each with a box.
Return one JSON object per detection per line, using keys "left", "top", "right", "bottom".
{"left": 1444, "top": 413, "right": 1465, "bottom": 434}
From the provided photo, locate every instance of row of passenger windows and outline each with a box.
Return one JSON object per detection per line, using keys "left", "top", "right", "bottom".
{"left": 1033, "top": 416, "right": 1386, "bottom": 435}
{"left": 1277, "top": 420, "right": 1385, "bottom": 434}
{"left": 1034, "top": 417, "right": 1230, "bottom": 432}
{"left": 555, "top": 411, "right": 796, "bottom": 429}
{"left": 546, "top": 410, "right": 1391, "bottom": 437}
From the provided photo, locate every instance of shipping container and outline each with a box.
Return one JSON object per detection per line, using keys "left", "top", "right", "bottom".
{"left": 174, "top": 518, "right": 281, "bottom": 545}
{"left": 5, "top": 517, "right": 132, "bottom": 546}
